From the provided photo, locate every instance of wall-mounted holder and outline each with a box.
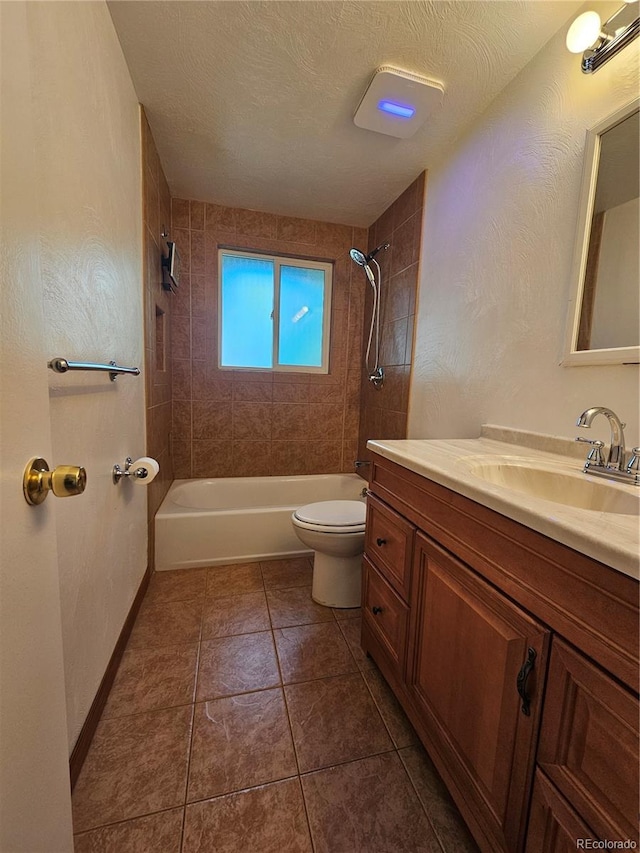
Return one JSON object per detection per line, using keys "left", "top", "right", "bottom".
{"left": 112, "top": 456, "right": 159, "bottom": 485}
{"left": 48, "top": 358, "right": 140, "bottom": 382}
{"left": 113, "top": 457, "right": 146, "bottom": 484}
{"left": 23, "top": 457, "right": 87, "bottom": 505}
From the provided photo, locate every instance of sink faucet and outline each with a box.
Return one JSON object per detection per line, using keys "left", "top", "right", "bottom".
{"left": 575, "top": 407, "right": 639, "bottom": 485}
{"left": 576, "top": 406, "right": 626, "bottom": 468}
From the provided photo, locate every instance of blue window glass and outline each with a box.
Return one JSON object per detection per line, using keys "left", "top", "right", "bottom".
{"left": 220, "top": 254, "right": 274, "bottom": 368}
{"left": 278, "top": 265, "right": 325, "bottom": 367}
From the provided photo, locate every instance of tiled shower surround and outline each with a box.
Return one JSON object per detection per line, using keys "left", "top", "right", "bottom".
{"left": 169, "top": 201, "right": 369, "bottom": 478}
{"left": 142, "top": 111, "right": 174, "bottom": 566}
{"left": 71, "top": 559, "right": 478, "bottom": 852}
{"left": 358, "top": 173, "right": 425, "bottom": 462}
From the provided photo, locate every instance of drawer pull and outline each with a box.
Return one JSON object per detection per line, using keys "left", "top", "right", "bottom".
{"left": 376, "top": 537, "right": 387, "bottom": 546}
{"left": 372, "top": 606, "right": 383, "bottom": 615}
{"left": 517, "top": 647, "right": 536, "bottom": 716}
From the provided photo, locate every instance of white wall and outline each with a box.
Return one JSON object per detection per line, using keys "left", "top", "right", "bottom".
{"left": 26, "top": 1, "right": 147, "bottom": 749}
{"left": 409, "top": 6, "right": 639, "bottom": 448}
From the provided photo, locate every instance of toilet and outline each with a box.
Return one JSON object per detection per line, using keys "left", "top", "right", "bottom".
{"left": 291, "top": 499, "right": 366, "bottom": 608}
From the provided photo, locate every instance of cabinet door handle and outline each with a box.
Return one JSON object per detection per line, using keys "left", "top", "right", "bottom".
{"left": 516, "top": 647, "right": 536, "bottom": 716}
{"left": 372, "top": 606, "right": 383, "bottom": 615}
{"left": 376, "top": 537, "right": 387, "bottom": 546}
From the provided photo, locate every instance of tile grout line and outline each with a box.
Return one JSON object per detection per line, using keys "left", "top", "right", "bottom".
{"left": 261, "top": 561, "right": 317, "bottom": 852}
{"left": 396, "top": 748, "right": 448, "bottom": 853}
{"left": 179, "top": 584, "right": 206, "bottom": 851}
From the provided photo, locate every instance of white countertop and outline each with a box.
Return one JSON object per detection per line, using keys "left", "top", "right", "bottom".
{"left": 367, "top": 426, "right": 640, "bottom": 581}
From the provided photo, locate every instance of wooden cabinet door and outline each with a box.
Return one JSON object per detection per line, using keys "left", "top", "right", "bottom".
{"left": 408, "top": 533, "right": 550, "bottom": 853}
{"left": 537, "top": 639, "right": 639, "bottom": 844}
{"left": 525, "top": 771, "right": 593, "bottom": 853}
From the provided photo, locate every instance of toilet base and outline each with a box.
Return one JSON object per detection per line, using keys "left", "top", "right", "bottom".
{"left": 311, "top": 551, "right": 362, "bottom": 609}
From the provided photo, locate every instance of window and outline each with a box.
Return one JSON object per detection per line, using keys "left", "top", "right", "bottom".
{"left": 218, "top": 249, "right": 332, "bottom": 373}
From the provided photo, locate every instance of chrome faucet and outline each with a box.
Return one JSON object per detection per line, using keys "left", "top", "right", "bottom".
{"left": 575, "top": 407, "right": 639, "bottom": 485}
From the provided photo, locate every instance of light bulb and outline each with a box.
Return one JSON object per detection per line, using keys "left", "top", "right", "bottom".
{"left": 566, "top": 11, "right": 602, "bottom": 53}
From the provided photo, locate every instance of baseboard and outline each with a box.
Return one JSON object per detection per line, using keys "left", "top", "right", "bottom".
{"left": 69, "top": 564, "right": 152, "bottom": 790}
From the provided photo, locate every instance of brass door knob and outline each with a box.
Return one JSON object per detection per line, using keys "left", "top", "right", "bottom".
{"left": 23, "top": 457, "right": 87, "bottom": 505}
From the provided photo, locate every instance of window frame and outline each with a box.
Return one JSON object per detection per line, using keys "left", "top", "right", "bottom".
{"left": 217, "top": 247, "right": 333, "bottom": 374}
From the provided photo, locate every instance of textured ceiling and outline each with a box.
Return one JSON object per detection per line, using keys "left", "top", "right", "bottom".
{"left": 108, "top": 0, "right": 583, "bottom": 227}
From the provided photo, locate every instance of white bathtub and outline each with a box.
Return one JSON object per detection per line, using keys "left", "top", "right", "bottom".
{"left": 154, "top": 473, "right": 366, "bottom": 571}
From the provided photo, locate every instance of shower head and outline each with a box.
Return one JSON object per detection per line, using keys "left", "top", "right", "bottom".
{"left": 349, "top": 242, "right": 390, "bottom": 266}
{"left": 349, "top": 248, "right": 367, "bottom": 266}
{"left": 349, "top": 247, "right": 375, "bottom": 285}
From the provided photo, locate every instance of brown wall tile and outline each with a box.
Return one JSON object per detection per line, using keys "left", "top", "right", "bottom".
{"left": 358, "top": 172, "right": 425, "bottom": 459}
{"left": 170, "top": 200, "right": 377, "bottom": 477}
{"left": 233, "top": 402, "right": 273, "bottom": 441}
{"left": 143, "top": 110, "right": 175, "bottom": 567}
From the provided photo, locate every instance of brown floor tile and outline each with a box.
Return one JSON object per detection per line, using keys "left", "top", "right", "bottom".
{"left": 201, "top": 591, "right": 270, "bottom": 639}
{"left": 362, "top": 667, "right": 420, "bottom": 749}
{"left": 206, "top": 563, "right": 264, "bottom": 598}
{"left": 187, "top": 689, "right": 297, "bottom": 801}
{"left": 337, "top": 617, "right": 375, "bottom": 669}
{"left": 183, "top": 778, "right": 312, "bottom": 852}
{"left": 127, "top": 599, "right": 202, "bottom": 650}
{"left": 399, "top": 745, "right": 479, "bottom": 852}
{"left": 301, "top": 751, "right": 441, "bottom": 852}
{"left": 266, "top": 586, "right": 334, "bottom": 628}
{"left": 196, "top": 632, "right": 280, "bottom": 700}
{"left": 260, "top": 557, "right": 313, "bottom": 589}
{"left": 145, "top": 568, "right": 207, "bottom": 604}
{"left": 72, "top": 706, "right": 193, "bottom": 833}
{"left": 274, "top": 622, "right": 358, "bottom": 684}
{"left": 102, "top": 644, "right": 198, "bottom": 719}
{"left": 332, "top": 605, "right": 362, "bottom": 620}
{"left": 284, "top": 673, "right": 392, "bottom": 773}
{"left": 73, "top": 807, "right": 183, "bottom": 852}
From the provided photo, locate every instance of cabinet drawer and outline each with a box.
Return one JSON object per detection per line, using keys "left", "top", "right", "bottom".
{"left": 365, "top": 494, "right": 414, "bottom": 600}
{"left": 362, "top": 557, "right": 409, "bottom": 673}
{"left": 537, "top": 639, "right": 639, "bottom": 844}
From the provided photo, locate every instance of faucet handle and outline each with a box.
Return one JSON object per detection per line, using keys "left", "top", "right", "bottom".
{"left": 575, "top": 437, "right": 605, "bottom": 466}
{"left": 627, "top": 448, "right": 640, "bottom": 473}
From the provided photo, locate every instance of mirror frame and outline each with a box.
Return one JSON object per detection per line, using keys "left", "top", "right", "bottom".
{"left": 562, "top": 98, "right": 640, "bottom": 367}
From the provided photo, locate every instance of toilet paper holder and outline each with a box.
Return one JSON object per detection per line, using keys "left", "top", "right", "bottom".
{"left": 113, "top": 457, "right": 149, "bottom": 484}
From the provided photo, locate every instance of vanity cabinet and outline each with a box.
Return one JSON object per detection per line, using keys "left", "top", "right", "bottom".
{"left": 361, "top": 452, "right": 639, "bottom": 853}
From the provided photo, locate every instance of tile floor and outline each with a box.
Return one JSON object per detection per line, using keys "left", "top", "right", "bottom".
{"left": 72, "top": 558, "right": 479, "bottom": 852}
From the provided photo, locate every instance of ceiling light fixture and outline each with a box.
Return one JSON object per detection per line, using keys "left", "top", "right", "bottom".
{"left": 566, "top": 1, "right": 639, "bottom": 73}
{"left": 354, "top": 66, "right": 444, "bottom": 139}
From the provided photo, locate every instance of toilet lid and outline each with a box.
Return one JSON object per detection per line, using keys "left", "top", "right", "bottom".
{"left": 294, "top": 500, "right": 366, "bottom": 528}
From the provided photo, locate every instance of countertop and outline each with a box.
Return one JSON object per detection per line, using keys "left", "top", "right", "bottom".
{"left": 367, "top": 425, "right": 640, "bottom": 581}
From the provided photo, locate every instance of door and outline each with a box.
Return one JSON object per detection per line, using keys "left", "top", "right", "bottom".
{"left": 0, "top": 4, "right": 74, "bottom": 850}
{"left": 408, "top": 533, "right": 550, "bottom": 852}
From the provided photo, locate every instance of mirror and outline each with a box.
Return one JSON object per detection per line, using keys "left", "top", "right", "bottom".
{"left": 563, "top": 100, "right": 639, "bottom": 366}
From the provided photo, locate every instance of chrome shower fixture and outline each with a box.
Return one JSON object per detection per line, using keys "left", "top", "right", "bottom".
{"left": 349, "top": 242, "right": 390, "bottom": 388}
{"left": 349, "top": 242, "right": 390, "bottom": 266}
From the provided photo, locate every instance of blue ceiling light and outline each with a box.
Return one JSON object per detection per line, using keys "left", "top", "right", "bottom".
{"left": 378, "top": 101, "right": 416, "bottom": 119}
{"left": 354, "top": 66, "right": 444, "bottom": 139}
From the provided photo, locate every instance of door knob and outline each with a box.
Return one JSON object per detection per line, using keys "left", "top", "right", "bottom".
{"left": 23, "top": 457, "right": 87, "bottom": 505}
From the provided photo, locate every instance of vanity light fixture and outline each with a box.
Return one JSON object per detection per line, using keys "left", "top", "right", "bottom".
{"left": 566, "top": 1, "right": 640, "bottom": 73}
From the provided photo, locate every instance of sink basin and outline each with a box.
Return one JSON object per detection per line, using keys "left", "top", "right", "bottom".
{"left": 466, "top": 459, "right": 639, "bottom": 515}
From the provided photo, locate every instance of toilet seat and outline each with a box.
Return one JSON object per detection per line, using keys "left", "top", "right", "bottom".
{"left": 292, "top": 500, "right": 366, "bottom": 534}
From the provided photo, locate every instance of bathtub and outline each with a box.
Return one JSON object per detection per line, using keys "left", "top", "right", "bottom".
{"left": 154, "top": 473, "right": 366, "bottom": 571}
